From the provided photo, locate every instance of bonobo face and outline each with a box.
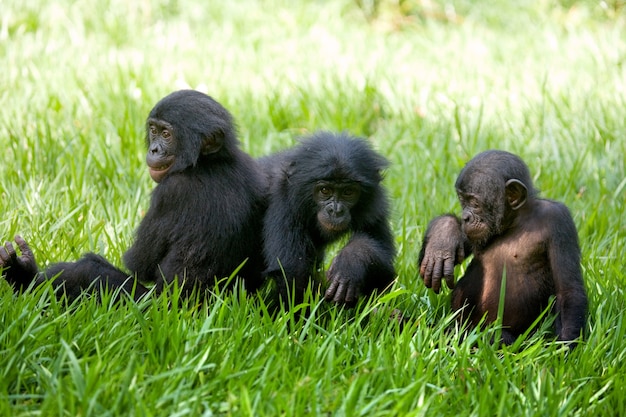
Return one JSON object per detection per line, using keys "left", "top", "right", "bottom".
{"left": 314, "top": 180, "right": 361, "bottom": 234}
{"left": 146, "top": 118, "right": 176, "bottom": 183}
{"left": 456, "top": 183, "right": 504, "bottom": 248}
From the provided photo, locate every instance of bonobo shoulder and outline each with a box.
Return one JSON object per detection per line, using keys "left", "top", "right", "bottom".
{"left": 522, "top": 198, "right": 579, "bottom": 242}
{"left": 534, "top": 198, "right": 575, "bottom": 221}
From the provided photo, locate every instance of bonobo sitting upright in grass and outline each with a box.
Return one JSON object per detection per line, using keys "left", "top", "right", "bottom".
{"left": 260, "top": 132, "right": 396, "bottom": 308}
{"left": 418, "top": 150, "right": 587, "bottom": 346}
{"left": 0, "top": 90, "right": 266, "bottom": 301}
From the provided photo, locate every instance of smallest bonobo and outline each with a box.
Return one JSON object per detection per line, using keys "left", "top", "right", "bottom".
{"left": 418, "top": 150, "right": 587, "bottom": 346}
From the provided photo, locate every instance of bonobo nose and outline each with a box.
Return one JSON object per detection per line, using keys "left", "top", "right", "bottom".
{"left": 462, "top": 213, "right": 471, "bottom": 223}
{"left": 327, "top": 203, "right": 345, "bottom": 217}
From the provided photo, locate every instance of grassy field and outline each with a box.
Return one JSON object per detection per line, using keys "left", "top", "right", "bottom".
{"left": 1, "top": 0, "right": 625, "bottom": 415}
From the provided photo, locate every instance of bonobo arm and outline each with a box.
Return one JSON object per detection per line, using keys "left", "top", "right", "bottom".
{"left": 0, "top": 235, "right": 39, "bottom": 292}
{"left": 123, "top": 216, "right": 164, "bottom": 282}
{"left": 418, "top": 214, "right": 468, "bottom": 293}
{"left": 325, "top": 224, "right": 395, "bottom": 307}
{"left": 123, "top": 189, "right": 171, "bottom": 282}
{"left": 547, "top": 203, "right": 588, "bottom": 344}
{"left": 263, "top": 198, "right": 317, "bottom": 304}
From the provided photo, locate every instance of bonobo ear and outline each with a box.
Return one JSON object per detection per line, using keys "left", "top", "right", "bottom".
{"left": 505, "top": 179, "right": 528, "bottom": 210}
{"left": 201, "top": 131, "right": 224, "bottom": 155}
{"left": 284, "top": 160, "right": 296, "bottom": 178}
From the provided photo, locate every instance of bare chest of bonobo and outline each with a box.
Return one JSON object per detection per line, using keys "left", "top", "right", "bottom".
{"left": 477, "top": 224, "right": 549, "bottom": 284}
{"left": 454, "top": 202, "right": 563, "bottom": 332}
{"left": 457, "top": 231, "right": 550, "bottom": 329}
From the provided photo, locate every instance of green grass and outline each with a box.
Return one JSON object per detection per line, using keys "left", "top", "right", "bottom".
{"left": 1, "top": 0, "right": 625, "bottom": 415}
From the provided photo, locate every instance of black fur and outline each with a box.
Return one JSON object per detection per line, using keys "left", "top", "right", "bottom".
{"left": 260, "top": 132, "right": 396, "bottom": 307}
{"left": 1, "top": 90, "right": 266, "bottom": 302}
{"left": 419, "top": 150, "right": 587, "bottom": 346}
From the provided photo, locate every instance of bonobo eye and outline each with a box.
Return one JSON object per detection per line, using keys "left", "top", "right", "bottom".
{"left": 458, "top": 191, "right": 479, "bottom": 207}
{"left": 162, "top": 129, "right": 172, "bottom": 141}
{"left": 314, "top": 182, "right": 335, "bottom": 200}
{"left": 320, "top": 187, "right": 332, "bottom": 196}
{"left": 149, "top": 125, "right": 158, "bottom": 136}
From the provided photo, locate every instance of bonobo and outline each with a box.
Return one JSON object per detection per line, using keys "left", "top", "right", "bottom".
{"left": 418, "top": 150, "right": 587, "bottom": 345}
{"left": 0, "top": 90, "right": 266, "bottom": 301}
{"left": 260, "top": 131, "right": 396, "bottom": 307}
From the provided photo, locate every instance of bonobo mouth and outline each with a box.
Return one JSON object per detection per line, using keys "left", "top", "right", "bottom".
{"left": 148, "top": 160, "right": 174, "bottom": 183}
{"left": 321, "top": 219, "right": 350, "bottom": 234}
{"left": 463, "top": 223, "right": 492, "bottom": 247}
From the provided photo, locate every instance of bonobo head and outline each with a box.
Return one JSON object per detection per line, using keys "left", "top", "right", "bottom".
{"left": 145, "top": 90, "right": 238, "bottom": 183}
{"left": 285, "top": 131, "right": 388, "bottom": 240}
{"left": 455, "top": 150, "right": 537, "bottom": 247}
{"left": 314, "top": 180, "right": 362, "bottom": 234}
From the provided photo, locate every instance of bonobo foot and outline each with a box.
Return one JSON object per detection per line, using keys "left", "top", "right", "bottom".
{"left": 0, "top": 235, "right": 39, "bottom": 292}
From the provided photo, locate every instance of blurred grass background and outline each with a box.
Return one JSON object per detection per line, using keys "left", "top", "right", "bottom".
{"left": 1, "top": 0, "right": 625, "bottom": 415}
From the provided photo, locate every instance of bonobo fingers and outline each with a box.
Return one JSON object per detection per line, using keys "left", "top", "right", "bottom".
{"left": 431, "top": 258, "right": 444, "bottom": 294}
{"left": 420, "top": 257, "right": 433, "bottom": 288}
{"left": 420, "top": 254, "right": 444, "bottom": 293}
{"left": 324, "top": 275, "right": 338, "bottom": 297}
{"left": 420, "top": 250, "right": 456, "bottom": 293}
{"left": 418, "top": 214, "right": 463, "bottom": 292}
{"left": 456, "top": 244, "right": 465, "bottom": 265}
{"left": 332, "top": 281, "right": 348, "bottom": 304}
{"left": 325, "top": 272, "right": 359, "bottom": 306}
{"left": 443, "top": 256, "right": 456, "bottom": 290}
{"left": 344, "top": 282, "right": 358, "bottom": 305}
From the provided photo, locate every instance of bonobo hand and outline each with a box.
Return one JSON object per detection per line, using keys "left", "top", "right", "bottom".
{"left": 324, "top": 258, "right": 364, "bottom": 307}
{"left": 0, "top": 235, "right": 39, "bottom": 291}
{"left": 418, "top": 215, "right": 465, "bottom": 293}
